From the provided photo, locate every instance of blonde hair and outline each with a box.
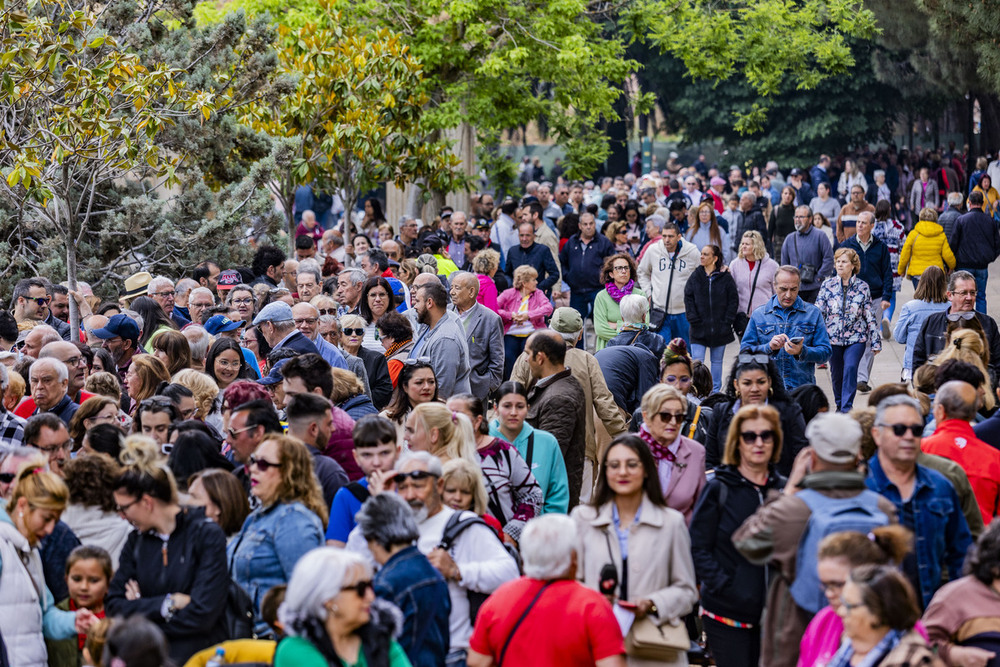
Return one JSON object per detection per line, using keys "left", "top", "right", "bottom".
{"left": 722, "top": 405, "right": 783, "bottom": 466}
{"left": 512, "top": 265, "right": 538, "bottom": 291}
{"left": 339, "top": 314, "right": 366, "bottom": 331}
{"left": 261, "top": 434, "right": 329, "bottom": 528}
{"left": 410, "top": 402, "right": 478, "bottom": 464}
{"left": 440, "top": 459, "right": 489, "bottom": 514}
{"left": 116, "top": 436, "right": 178, "bottom": 504}
{"left": 640, "top": 384, "right": 688, "bottom": 418}
{"left": 473, "top": 249, "right": 500, "bottom": 276}
{"left": 8, "top": 457, "right": 68, "bottom": 514}
{"left": 330, "top": 367, "right": 365, "bottom": 402}
{"left": 919, "top": 207, "right": 939, "bottom": 223}
{"left": 742, "top": 231, "right": 767, "bottom": 261}
{"left": 936, "top": 329, "right": 995, "bottom": 410}
{"left": 834, "top": 247, "right": 861, "bottom": 276}
{"left": 171, "top": 369, "right": 220, "bottom": 420}
{"left": 6, "top": 370, "right": 25, "bottom": 409}
{"left": 84, "top": 371, "right": 122, "bottom": 403}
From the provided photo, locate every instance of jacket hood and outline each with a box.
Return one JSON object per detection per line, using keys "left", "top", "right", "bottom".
{"left": 914, "top": 220, "right": 945, "bottom": 237}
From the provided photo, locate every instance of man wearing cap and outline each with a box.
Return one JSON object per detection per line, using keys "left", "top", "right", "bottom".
{"left": 253, "top": 301, "right": 320, "bottom": 357}
{"left": 291, "top": 302, "right": 348, "bottom": 370}
{"left": 448, "top": 272, "right": 503, "bottom": 402}
{"left": 511, "top": 307, "right": 628, "bottom": 498}
{"left": 91, "top": 313, "right": 142, "bottom": 382}
{"left": 913, "top": 270, "right": 1000, "bottom": 378}
{"left": 865, "top": 394, "right": 972, "bottom": 609}
{"left": 786, "top": 168, "right": 814, "bottom": 207}
{"left": 734, "top": 413, "right": 897, "bottom": 667}
{"left": 560, "top": 212, "right": 614, "bottom": 337}
{"left": 147, "top": 275, "right": 190, "bottom": 328}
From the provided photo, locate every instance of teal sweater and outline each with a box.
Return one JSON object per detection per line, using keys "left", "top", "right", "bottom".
{"left": 489, "top": 420, "right": 569, "bottom": 514}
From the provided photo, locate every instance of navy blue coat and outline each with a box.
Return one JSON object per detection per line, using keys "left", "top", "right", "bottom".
{"left": 505, "top": 242, "right": 560, "bottom": 293}
{"left": 559, "top": 233, "right": 615, "bottom": 292}
{"left": 841, "top": 233, "right": 893, "bottom": 303}
{"left": 952, "top": 208, "right": 1000, "bottom": 270}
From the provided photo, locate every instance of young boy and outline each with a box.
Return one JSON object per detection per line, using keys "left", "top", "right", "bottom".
{"left": 325, "top": 415, "right": 401, "bottom": 546}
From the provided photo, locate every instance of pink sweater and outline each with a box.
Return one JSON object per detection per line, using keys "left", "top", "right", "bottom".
{"left": 477, "top": 274, "right": 499, "bottom": 313}
{"left": 798, "top": 607, "right": 928, "bottom": 667}
{"left": 497, "top": 288, "right": 552, "bottom": 333}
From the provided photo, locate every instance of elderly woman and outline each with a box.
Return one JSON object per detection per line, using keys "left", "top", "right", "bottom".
{"left": 340, "top": 313, "right": 392, "bottom": 411}
{"left": 275, "top": 548, "right": 409, "bottom": 667}
{"left": 0, "top": 460, "right": 97, "bottom": 667}
{"left": 377, "top": 311, "right": 414, "bottom": 388}
{"left": 332, "top": 367, "right": 377, "bottom": 420}
{"left": 229, "top": 434, "right": 327, "bottom": 637}
{"left": 826, "top": 565, "right": 933, "bottom": 667}
{"left": 472, "top": 249, "right": 503, "bottom": 313}
{"left": 684, "top": 244, "right": 738, "bottom": 391}
{"left": 816, "top": 248, "right": 881, "bottom": 413}
{"left": 729, "top": 231, "right": 779, "bottom": 329}
{"left": 635, "top": 384, "right": 706, "bottom": 523}
{"left": 355, "top": 493, "right": 450, "bottom": 667}
{"left": 606, "top": 293, "right": 665, "bottom": 361}
{"left": 572, "top": 433, "right": 698, "bottom": 667}
{"left": 498, "top": 265, "right": 553, "bottom": 381}
{"left": 594, "top": 253, "right": 645, "bottom": 351}
{"left": 923, "top": 519, "right": 1000, "bottom": 667}
{"left": 689, "top": 405, "right": 786, "bottom": 667}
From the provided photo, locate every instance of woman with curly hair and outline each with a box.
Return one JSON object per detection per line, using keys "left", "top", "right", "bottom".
{"left": 228, "top": 434, "right": 327, "bottom": 636}
{"left": 61, "top": 453, "right": 131, "bottom": 567}
{"left": 594, "top": 252, "right": 645, "bottom": 351}
{"left": 170, "top": 369, "right": 222, "bottom": 432}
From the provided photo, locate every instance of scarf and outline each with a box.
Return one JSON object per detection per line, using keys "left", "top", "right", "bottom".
{"left": 638, "top": 423, "right": 677, "bottom": 462}
{"left": 606, "top": 279, "right": 635, "bottom": 303}
{"left": 827, "top": 628, "right": 904, "bottom": 667}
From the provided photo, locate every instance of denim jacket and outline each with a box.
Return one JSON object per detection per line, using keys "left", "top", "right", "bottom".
{"left": 228, "top": 501, "right": 324, "bottom": 634}
{"left": 739, "top": 295, "right": 832, "bottom": 389}
{"left": 866, "top": 456, "right": 972, "bottom": 608}
{"left": 373, "top": 545, "right": 451, "bottom": 667}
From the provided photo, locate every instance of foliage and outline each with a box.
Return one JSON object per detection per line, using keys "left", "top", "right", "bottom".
{"left": 240, "top": 1, "right": 465, "bottom": 247}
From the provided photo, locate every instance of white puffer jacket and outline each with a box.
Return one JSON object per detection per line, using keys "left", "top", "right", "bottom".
{"left": 0, "top": 513, "right": 76, "bottom": 667}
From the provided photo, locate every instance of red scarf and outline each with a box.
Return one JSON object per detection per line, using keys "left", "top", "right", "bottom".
{"left": 638, "top": 423, "right": 677, "bottom": 462}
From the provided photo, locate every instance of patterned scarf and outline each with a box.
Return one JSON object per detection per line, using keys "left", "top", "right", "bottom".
{"left": 605, "top": 279, "right": 635, "bottom": 303}
{"left": 638, "top": 423, "right": 677, "bottom": 462}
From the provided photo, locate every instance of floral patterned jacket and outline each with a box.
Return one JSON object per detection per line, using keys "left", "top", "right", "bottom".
{"left": 816, "top": 276, "right": 881, "bottom": 350}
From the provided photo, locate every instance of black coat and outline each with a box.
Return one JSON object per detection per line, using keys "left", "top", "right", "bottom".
{"left": 594, "top": 345, "right": 659, "bottom": 414}
{"left": 705, "top": 398, "right": 807, "bottom": 477}
{"left": 505, "top": 243, "right": 559, "bottom": 293}
{"left": 952, "top": 208, "right": 1000, "bottom": 269}
{"left": 358, "top": 345, "right": 393, "bottom": 410}
{"left": 684, "top": 266, "right": 739, "bottom": 347}
{"left": 913, "top": 310, "right": 1000, "bottom": 382}
{"left": 106, "top": 507, "right": 229, "bottom": 665}
{"left": 690, "top": 465, "right": 786, "bottom": 624}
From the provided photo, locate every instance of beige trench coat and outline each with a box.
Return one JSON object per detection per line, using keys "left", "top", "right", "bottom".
{"left": 571, "top": 494, "right": 698, "bottom": 667}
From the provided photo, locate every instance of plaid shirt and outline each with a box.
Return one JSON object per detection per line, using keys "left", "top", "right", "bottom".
{"left": 0, "top": 408, "right": 26, "bottom": 447}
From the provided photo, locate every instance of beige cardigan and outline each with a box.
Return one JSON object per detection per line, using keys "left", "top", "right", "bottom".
{"left": 572, "top": 494, "right": 698, "bottom": 667}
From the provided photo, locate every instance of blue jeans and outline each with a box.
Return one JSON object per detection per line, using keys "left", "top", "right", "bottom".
{"left": 830, "top": 342, "right": 865, "bottom": 412}
{"left": 691, "top": 343, "right": 726, "bottom": 392}
{"left": 963, "top": 267, "right": 989, "bottom": 313}
{"left": 570, "top": 289, "right": 599, "bottom": 349}
{"left": 504, "top": 335, "right": 528, "bottom": 382}
{"left": 887, "top": 291, "right": 897, "bottom": 320}
{"left": 657, "top": 313, "right": 689, "bottom": 347}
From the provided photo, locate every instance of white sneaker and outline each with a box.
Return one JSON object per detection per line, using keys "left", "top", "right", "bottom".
{"left": 881, "top": 317, "right": 892, "bottom": 341}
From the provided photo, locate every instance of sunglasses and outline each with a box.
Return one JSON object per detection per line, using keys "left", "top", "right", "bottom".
{"left": 656, "top": 411, "right": 686, "bottom": 424}
{"left": 341, "top": 580, "right": 374, "bottom": 597}
{"left": 342, "top": 328, "right": 365, "bottom": 336}
{"left": 392, "top": 470, "right": 439, "bottom": 484}
{"left": 31, "top": 297, "right": 51, "bottom": 306}
{"left": 879, "top": 423, "right": 923, "bottom": 437}
{"left": 249, "top": 455, "right": 282, "bottom": 472}
{"left": 0, "top": 472, "right": 14, "bottom": 484}
{"left": 946, "top": 311, "right": 976, "bottom": 321}
{"left": 318, "top": 308, "right": 337, "bottom": 316}
{"left": 740, "top": 430, "right": 775, "bottom": 445}
{"left": 403, "top": 356, "right": 432, "bottom": 367}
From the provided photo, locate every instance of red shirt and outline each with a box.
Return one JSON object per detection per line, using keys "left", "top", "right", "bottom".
{"left": 922, "top": 418, "right": 1000, "bottom": 523}
{"left": 15, "top": 390, "right": 95, "bottom": 420}
{"left": 470, "top": 577, "right": 624, "bottom": 666}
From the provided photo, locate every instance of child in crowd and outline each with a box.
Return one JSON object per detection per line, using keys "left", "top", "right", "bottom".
{"left": 48, "top": 546, "right": 113, "bottom": 667}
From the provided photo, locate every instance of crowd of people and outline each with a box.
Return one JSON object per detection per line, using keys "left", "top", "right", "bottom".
{"left": 2, "top": 145, "right": 1000, "bottom": 667}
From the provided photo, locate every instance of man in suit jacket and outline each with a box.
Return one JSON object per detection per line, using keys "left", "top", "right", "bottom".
{"left": 449, "top": 272, "right": 504, "bottom": 402}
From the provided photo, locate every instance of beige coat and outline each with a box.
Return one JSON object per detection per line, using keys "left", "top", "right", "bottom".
{"left": 572, "top": 495, "right": 698, "bottom": 667}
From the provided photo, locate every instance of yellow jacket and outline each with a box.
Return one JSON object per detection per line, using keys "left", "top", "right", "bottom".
{"left": 898, "top": 220, "right": 956, "bottom": 278}
{"left": 183, "top": 639, "right": 276, "bottom": 667}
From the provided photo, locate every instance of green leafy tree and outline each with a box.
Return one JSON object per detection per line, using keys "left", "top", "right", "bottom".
{"left": 240, "top": 3, "right": 465, "bottom": 249}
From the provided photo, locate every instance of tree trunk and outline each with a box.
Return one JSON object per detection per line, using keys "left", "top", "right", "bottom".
{"left": 285, "top": 192, "right": 296, "bottom": 256}
{"left": 65, "top": 217, "right": 79, "bottom": 337}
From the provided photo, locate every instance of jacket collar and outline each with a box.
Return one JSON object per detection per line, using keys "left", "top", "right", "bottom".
{"left": 765, "top": 294, "right": 805, "bottom": 314}
{"left": 867, "top": 455, "right": 934, "bottom": 494}
{"left": 588, "top": 493, "right": 666, "bottom": 529}
{"left": 932, "top": 418, "right": 977, "bottom": 441}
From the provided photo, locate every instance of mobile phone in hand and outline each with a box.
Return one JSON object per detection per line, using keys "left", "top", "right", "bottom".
{"left": 790, "top": 336, "right": 804, "bottom": 344}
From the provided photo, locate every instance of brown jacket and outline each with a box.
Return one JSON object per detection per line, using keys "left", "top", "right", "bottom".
{"left": 527, "top": 368, "right": 587, "bottom": 507}
{"left": 732, "top": 471, "right": 898, "bottom": 667}
{"left": 922, "top": 575, "right": 1000, "bottom": 665}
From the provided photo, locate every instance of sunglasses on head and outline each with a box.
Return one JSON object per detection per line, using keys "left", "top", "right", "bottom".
{"left": 403, "top": 356, "right": 432, "bottom": 367}
{"left": 392, "top": 470, "right": 439, "bottom": 484}
{"left": 342, "top": 328, "right": 365, "bottom": 336}
{"left": 738, "top": 353, "right": 770, "bottom": 365}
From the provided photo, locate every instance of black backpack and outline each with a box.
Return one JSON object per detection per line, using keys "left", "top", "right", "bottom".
{"left": 437, "top": 511, "right": 521, "bottom": 624}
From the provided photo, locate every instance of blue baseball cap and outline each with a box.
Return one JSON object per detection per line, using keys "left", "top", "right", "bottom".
{"left": 256, "top": 358, "right": 290, "bottom": 387}
{"left": 204, "top": 314, "right": 244, "bottom": 336}
{"left": 91, "top": 314, "right": 140, "bottom": 344}
{"left": 252, "top": 302, "right": 294, "bottom": 327}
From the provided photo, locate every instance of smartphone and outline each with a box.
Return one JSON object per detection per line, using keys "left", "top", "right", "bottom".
{"left": 790, "top": 336, "right": 804, "bottom": 344}
{"left": 617, "top": 601, "right": 638, "bottom": 610}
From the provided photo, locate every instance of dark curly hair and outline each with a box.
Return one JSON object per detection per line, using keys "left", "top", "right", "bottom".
{"left": 599, "top": 253, "right": 638, "bottom": 285}
{"left": 63, "top": 453, "right": 121, "bottom": 513}
{"left": 966, "top": 519, "right": 1000, "bottom": 585}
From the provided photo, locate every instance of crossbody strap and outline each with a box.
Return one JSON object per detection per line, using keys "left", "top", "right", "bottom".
{"left": 746, "top": 261, "right": 762, "bottom": 314}
{"left": 498, "top": 581, "right": 553, "bottom": 665}
{"left": 662, "top": 243, "right": 682, "bottom": 312}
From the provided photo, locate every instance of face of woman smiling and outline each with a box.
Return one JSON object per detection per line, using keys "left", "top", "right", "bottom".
{"left": 213, "top": 348, "right": 242, "bottom": 388}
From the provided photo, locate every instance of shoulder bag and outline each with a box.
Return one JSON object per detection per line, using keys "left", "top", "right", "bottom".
{"left": 794, "top": 234, "right": 817, "bottom": 284}
{"left": 649, "top": 243, "right": 682, "bottom": 330}
{"left": 733, "top": 260, "right": 762, "bottom": 337}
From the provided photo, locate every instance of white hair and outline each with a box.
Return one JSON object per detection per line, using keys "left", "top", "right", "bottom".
{"left": 395, "top": 449, "right": 444, "bottom": 477}
{"left": 279, "top": 547, "right": 372, "bottom": 636}
{"left": 181, "top": 325, "right": 211, "bottom": 363}
{"left": 175, "top": 278, "right": 198, "bottom": 297}
{"left": 122, "top": 309, "right": 144, "bottom": 333}
{"left": 619, "top": 293, "right": 649, "bottom": 326}
{"left": 521, "top": 515, "right": 578, "bottom": 580}
{"left": 0, "top": 363, "right": 8, "bottom": 390}
{"left": 147, "top": 275, "right": 174, "bottom": 295}
{"left": 31, "top": 357, "right": 68, "bottom": 383}
{"left": 189, "top": 287, "right": 214, "bottom": 303}
{"left": 947, "top": 192, "right": 964, "bottom": 206}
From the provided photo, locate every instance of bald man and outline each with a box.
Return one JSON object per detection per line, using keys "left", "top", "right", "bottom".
{"left": 449, "top": 272, "right": 503, "bottom": 401}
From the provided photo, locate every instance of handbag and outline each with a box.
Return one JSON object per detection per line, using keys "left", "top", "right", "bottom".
{"left": 626, "top": 616, "right": 690, "bottom": 659}
{"left": 649, "top": 244, "right": 681, "bottom": 330}
{"left": 733, "top": 260, "right": 762, "bottom": 337}
{"left": 793, "top": 234, "right": 817, "bottom": 283}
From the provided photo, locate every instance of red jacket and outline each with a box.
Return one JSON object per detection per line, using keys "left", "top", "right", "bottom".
{"left": 922, "top": 419, "right": 1000, "bottom": 523}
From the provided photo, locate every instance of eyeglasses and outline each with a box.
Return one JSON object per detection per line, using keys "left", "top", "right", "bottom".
{"left": 738, "top": 353, "right": 770, "bottom": 365}
{"left": 294, "top": 318, "right": 319, "bottom": 326}
{"left": 839, "top": 597, "right": 866, "bottom": 612}
{"left": 37, "top": 440, "right": 72, "bottom": 455}
{"left": 318, "top": 308, "right": 336, "bottom": 316}
{"left": 249, "top": 454, "right": 282, "bottom": 472}
{"left": 403, "top": 356, "right": 432, "bottom": 366}
{"left": 341, "top": 580, "right": 374, "bottom": 597}
{"left": 115, "top": 498, "right": 140, "bottom": 514}
{"left": 392, "top": 470, "right": 439, "bottom": 484}
{"left": 151, "top": 290, "right": 176, "bottom": 299}
{"left": 820, "top": 580, "right": 846, "bottom": 593}
{"left": 946, "top": 310, "right": 976, "bottom": 321}
{"left": 231, "top": 298, "right": 254, "bottom": 306}
{"left": 740, "top": 430, "right": 775, "bottom": 445}
{"left": 30, "top": 297, "right": 51, "bottom": 306}
{"left": 216, "top": 358, "right": 241, "bottom": 369}
{"left": 878, "top": 423, "right": 923, "bottom": 437}
{"left": 612, "top": 265, "right": 630, "bottom": 272}
{"left": 62, "top": 356, "right": 85, "bottom": 368}
{"left": 656, "top": 411, "right": 686, "bottom": 424}
{"left": 663, "top": 375, "right": 691, "bottom": 385}
{"left": 342, "top": 328, "right": 364, "bottom": 336}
